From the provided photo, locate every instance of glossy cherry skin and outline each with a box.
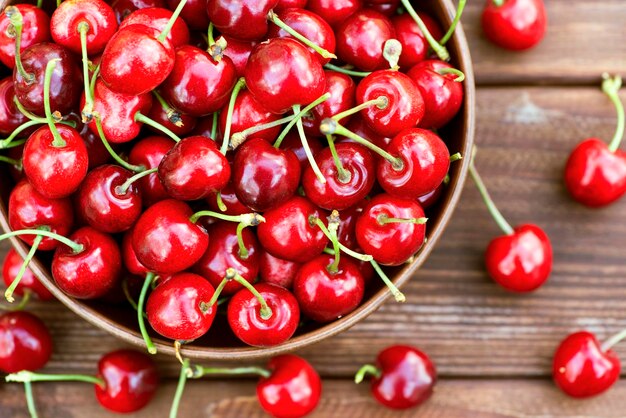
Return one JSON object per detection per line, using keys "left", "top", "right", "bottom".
{"left": 365, "top": 0, "right": 400, "bottom": 15}
{"left": 122, "top": 227, "right": 149, "bottom": 276}
{"left": 303, "top": 142, "right": 375, "bottom": 210}
{"left": 206, "top": 182, "right": 253, "bottom": 216}
{"left": 119, "top": 7, "right": 190, "bottom": 48}
{"left": 147, "top": 98, "right": 197, "bottom": 137}
{"left": 64, "top": 111, "right": 111, "bottom": 169}
{"left": 377, "top": 128, "right": 450, "bottom": 199}
{"left": 335, "top": 200, "right": 366, "bottom": 251}
{"left": 76, "top": 164, "right": 142, "bottom": 233}
{"left": 482, "top": 0, "right": 547, "bottom": 51}
{"left": 85, "top": 78, "right": 153, "bottom": 143}
{"left": 95, "top": 349, "right": 159, "bottom": 413}
{"left": 257, "top": 196, "right": 328, "bottom": 263}
{"left": 392, "top": 13, "right": 443, "bottom": 69}
{"left": 294, "top": 254, "right": 364, "bottom": 323}
{"left": 339, "top": 114, "right": 392, "bottom": 153}
{"left": 0, "top": 311, "right": 52, "bottom": 373}
{"left": 485, "top": 224, "right": 552, "bottom": 292}
{"left": 219, "top": 35, "right": 257, "bottom": 78}
{"left": 228, "top": 283, "right": 300, "bottom": 347}
{"left": 110, "top": 0, "right": 167, "bottom": 23}
{"left": 245, "top": 37, "right": 326, "bottom": 114}
{"left": 302, "top": 70, "right": 356, "bottom": 135}
{"left": 275, "top": 0, "right": 307, "bottom": 11}
{"left": 259, "top": 250, "right": 301, "bottom": 289}
{"left": 0, "top": 77, "right": 28, "bottom": 135}
{"left": 335, "top": 9, "right": 395, "bottom": 71}
{"left": 368, "top": 345, "right": 436, "bottom": 410}
{"left": 52, "top": 226, "right": 122, "bottom": 299}
{"left": 553, "top": 331, "right": 620, "bottom": 398}
{"left": 267, "top": 8, "right": 336, "bottom": 65}
{"left": 564, "top": 138, "right": 626, "bottom": 207}
{"left": 146, "top": 272, "right": 216, "bottom": 340}
{"left": 8, "top": 180, "right": 74, "bottom": 251}
{"left": 0, "top": 5, "right": 51, "bottom": 69}
{"left": 128, "top": 135, "right": 175, "bottom": 206}
{"left": 193, "top": 221, "right": 260, "bottom": 295}
{"left": 100, "top": 24, "right": 175, "bottom": 96}
{"left": 3, "top": 248, "right": 54, "bottom": 300}
{"left": 232, "top": 137, "right": 301, "bottom": 211}
{"left": 355, "top": 194, "right": 426, "bottom": 266}
{"left": 356, "top": 70, "right": 424, "bottom": 138}
{"left": 257, "top": 354, "right": 322, "bottom": 418}
{"left": 206, "top": 0, "right": 277, "bottom": 41}
{"left": 407, "top": 60, "right": 464, "bottom": 130}
{"left": 281, "top": 131, "right": 325, "bottom": 171}
{"left": 417, "top": 183, "right": 444, "bottom": 210}
{"left": 132, "top": 199, "right": 209, "bottom": 274}
{"left": 13, "top": 42, "right": 82, "bottom": 116}
{"left": 50, "top": 0, "right": 118, "bottom": 55}
{"left": 23, "top": 124, "right": 89, "bottom": 199}
{"left": 307, "top": 0, "right": 362, "bottom": 28}
{"left": 219, "top": 89, "right": 281, "bottom": 143}
{"left": 166, "top": 0, "right": 209, "bottom": 30}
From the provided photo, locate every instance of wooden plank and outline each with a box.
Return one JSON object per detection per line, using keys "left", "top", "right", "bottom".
{"left": 2, "top": 379, "right": 626, "bottom": 418}
{"left": 3, "top": 86, "right": 626, "bottom": 379}
{"left": 463, "top": 0, "right": 626, "bottom": 85}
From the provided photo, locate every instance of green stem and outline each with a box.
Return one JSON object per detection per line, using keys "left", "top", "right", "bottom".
{"left": 468, "top": 149, "right": 514, "bottom": 235}
{"left": 189, "top": 211, "right": 264, "bottom": 226}
{"left": 0, "top": 229, "right": 83, "bottom": 253}
{"left": 153, "top": 90, "right": 183, "bottom": 127}
{"left": 273, "top": 93, "right": 331, "bottom": 148}
{"left": 267, "top": 10, "right": 337, "bottom": 59}
{"left": 169, "top": 359, "right": 190, "bottom": 418}
{"left": 449, "top": 152, "right": 463, "bottom": 162}
{"left": 157, "top": 0, "right": 187, "bottom": 44}
{"left": 315, "top": 217, "right": 373, "bottom": 262}
{"left": 78, "top": 22, "right": 94, "bottom": 122}
{"left": 13, "top": 97, "right": 46, "bottom": 123}
{"left": 24, "top": 381, "right": 39, "bottom": 418}
{"left": 229, "top": 268, "right": 272, "bottom": 320}
{"left": 371, "top": 260, "right": 406, "bottom": 302}
{"left": 323, "top": 63, "right": 371, "bottom": 78}
{"left": 0, "top": 290, "right": 31, "bottom": 311}
{"left": 6, "top": 7, "right": 34, "bottom": 84}
{"left": 6, "top": 371, "right": 104, "bottom": 387}
{"left": 231, "top": 114, "right": 296, "bottom": 149}
{"left": 326, "top": 211, "right": 341, "bottom": 273}
{"left": 354, "top": 364, "right": 381, "bottom": 384}
{"left": 400, "top": 0, "right": 450, "bottom": 61}
{"left": 326, "top": 135, "right": 350, "bottom": 183}
{"left": 190, "top": 365, "right": 270, "bottom": 379}
{"left": 215, "top": 192, "right": 227, "bottom": 212}
{"left": 377, "top": 214, "right": 428, "bottom": 225}
{"left": 437, "top": 68, "right": 465, "bottom": 82}
{"left": 332, "top": 96, "right": 388, "bottom": 122}
{"left": 235, "top": 222, "right": 249, "bottom": 259}
{"left": 211, "top": 111, "right": 219, "bottom": 140}
{"left": 207, "top": 22, "right": 216, "bottom": 48}
{"left": 4, "top": 235, "right": 42, "bottom": 303}
{"left": 439, "top": 0, "right": 467, "bottom": 45}
{"left": 383, "top": 39, "right": 402, "bottom": 70}
{"left": 0, "top": 155, "right": 22, "bottom": 169}
{"left": 602, "top": 328, "right": 626, "bottom": 352}
{"left": 115, "top": 167, "right": 157, "bottom": 195}
{"left": 36, "top": 0, "right": 42, "bottom": 8}
{"left": 93, "top": 115, "right": 146, "bottom": 173}
{"left": 204, "top": 276, "right": 229, "bottom": 308}
{"left": 89, "top": 64, "right": 100, "bottom": 96}
{"left": 0, "top": 120, "right": 42, "bottom": 148}
{"left": 122, "top": 277, "right": 141, "bottom": 313}
{"left": 491, "top": 0, "right": 504, "bottom": 6}
{"left": 134, "top": 112, "right": 182, "bottom": 143}
{"left": 137, "top": 272, "right": 157, "bottom": 354}
{"left": 221, "top": 77, "right": 246, "bottom": 155}
{"left": 295, "top": 105, "right": 326, "bottom": 184}
{"left": 43, "top": 59, "right": 65, "bottom": 147}
{"left": 602, "top": 74, "right": 625, "bottom": 152}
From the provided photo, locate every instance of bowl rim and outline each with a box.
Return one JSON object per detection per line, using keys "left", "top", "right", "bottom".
{"left": 1, "top": 0, "right": 475, "bottom": 361}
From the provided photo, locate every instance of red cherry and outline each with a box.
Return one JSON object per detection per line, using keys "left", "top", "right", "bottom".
{"left": 257, "top": 354, "right": 322, "bottom": 418}
{"left": 146, "top": 96, "right": 197, "bottom": 137}
{"left": 275, "top": 0, "right": 307, "bottom": 11}
{"left": 128, "top": 135, "right": 175, "bottom": 206}
{"left": 205, "top": 182, "right": 253, "bottom": 216}
{"left": 339, "top": 114, "right": 392, "bottom": 153}
{"left": 166, "top": 0, "right": 209, "bottom": 31}
{"left": 302, "top": 70, "right": 356, "bottom": 135}
{"left": 95, "top": 349, "right": 159, "bottom": 413}
{"left": 365, "top": 0, "right": 399, "bottom": 15}
{"left": 0, "top": 77, "right": 29, "bottom": 135}
{"left": 0, "top": 5, "right": 51, "bottom": 69}
{"left": 306, "top": 0, "right": 362, "bottom": 29}
{"left": 219, "top": 90, "right": 281, "bottom": 143}
{"left": 121, "top": 227, "right": 149, "bottom": 276}
{"left": 392, "top": 13, "right": 443, "bottom": 69}
{"left": 0, "top": 311, "right": 52, "bottom": 373}
{"left": 110, "top": 0, "right": 167, "bottom": 24}
{"left": 219, "top": 35, "right": 257, "bottom": 78}
{"left": 258, "top": 250, "right": 301, "bottom": 289}
{"left": 281, "top": 131, "right": 325, "bottom": 171}
{"left": 553, "top": 331, "right": 620, "bottom": 398}
{"left": 228, "top": 283, "right": 300, "bottom": 347}
{"left": 3, "top": 248, "right": 54, "bottom": 300}
{"left": 206, "top": 0, "right": 277, "bottom": 41}
{"left": 356, "top": 345, "right": 436, "bottom": 410}
{"left": 417, "top": 183, "right": 444, "bottom": 209}
{"left": 482, "top": 0, "right": 547, "bottom": 51}
{"left": 119, "top": 7, "right": 190, "bottom": 47}
{"left": 146, "top": 272, "right": 216, "bottom": 340}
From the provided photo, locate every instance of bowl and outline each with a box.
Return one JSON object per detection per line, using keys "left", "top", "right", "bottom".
{"left": 0, "top": 0, "right": 475, "bottom": 360}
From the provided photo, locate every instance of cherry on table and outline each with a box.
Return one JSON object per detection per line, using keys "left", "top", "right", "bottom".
{"left": 0, "top": 311, "right": 52, "bottom": 373}
{"left": 482, "top": 0, "right": 547, "bottom": 51}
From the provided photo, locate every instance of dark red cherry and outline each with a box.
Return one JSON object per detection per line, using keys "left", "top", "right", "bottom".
{"left": 294, "top": 254, "right": 364, "bottom": 323}
{"left": 3, "top": 248, "right": 54, "bottom": 301}
{"left": 0, "top": 311, "right": 52, "bottom": 373}
{"left": 302, "top": 70, "right": 356, "bottom": 135}
{"left": 132, "top": 199, "right": 209, "bottom": 274}
{"left": 258, "top": 250, "right": 301, "bottom": 289}
{"left": 245, "top": 37, "right": 326, "bottom": 114}
{"left": 306, "top": 0, "right": 362, "bottom": 29}
{"left": 257, "top": 196, "right": 328, "bottom": 263}
{"left": 232, "top": 137, "right": 301, "bottom": 211}
{"left": 340, "top": 114, "right": 392, "bottom": 153}
{"left": 0, "top": 5, "right": 51, "bottom": 69}
{"left": 482, "top": 0, "right": 547, "bottom": 51}
{"left": 275, "top": 0, "right": 307, "bottom": 11}
{"left": 166, "top": 0, "right": 209, "bottom": 30}
{"left": 206, "top": 0, "right": 277, "bottom": 41}
{"left": 119, "top": 7, "right": 190, "bottom": 47}
{"left": 95, "top": 349, "right": 159, "bottom": 413}
{"left": 219, "top": 35, "right": 257, "bottom": 78}
{"left": 417, "top": 183, "right": 443, "bottom": 209}
{"left": 111, "top": 0, "right": 167, "bottom": 24}
{"left": 128, "top": 135, "right": 175, "bottom": 206}
{"left": 146, "top": 272, "right": 216, "bottom": 340}
{"left": 219, "top": 90, "right": 281, "bottom": 144}
{"left": 0, "top": 77, "right": 28, "bottom": 135}
{"left": 23, "top": 124, "right": 89, "bottom": 199}
{"left": 228, "top": 283, "right": 300, "bottom": 347}
{"left": 553, "top": 331, "right": 620, "bottom": 398}
{"left": 52, "top": 226, "right": 122, "bottom": 299}
{"left": 392, "top": 12, "right": 443, "bottom": 69}
{"left": 206, "top": 182, "right": 253, "bottom": 216}
{"left": 281, "top": 131, "right": 325, "bottom": 171}
{"left": 365, "top": 0, "right": 399, "bottom": 15}
{"left": 336, "top": 200, "right": 366, "bottom": 251}
{"left": 146, "top": 97, "right": 197, "bottom": 137}
{"left": 64, "top": 111, "right": 112, "bottom": 169}
{"left": 355, "top": 193, "right": 426, "bottom": 266}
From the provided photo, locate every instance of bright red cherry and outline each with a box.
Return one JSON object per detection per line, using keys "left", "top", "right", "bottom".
{"left": 355, "top": 345, "right": 436, "bottom": 410}
{"left": 121, "top": 227, "right": 150, "bottom": 276}
{"left": 219, "top": 89, "right": 281, "bottom": 143}
{"left": 119, "top": 7, "right": 190, "bottom": 47}
{"left": 258, "top": 250, "right": 301, "bottom": 289}
{"left": 219, "top": 35, "right": 256, "bottom": 78}
{"left": 3, "top": 248, "right": 54, "bottom": 301}
{"left": 553, "top": 331, "right": 621, "bottom": 398}
{"left": 306, "top": 0, "right": 362, "bottom": 29}
{"left": 481, "top": 0, "right": 547, "bottom": 51}
{"left": 110, "top": 0, "right": 167, "bottom": 24}
{"left": 205, "top": 182, "right": 253, "bottom": 216}
{"left": 206, "top": 0, "right": 277, "bottom": 41}
{"left": 0, "top": 5, "right": 51, "bottom": 69}
{"left": 0, "top": 311, "right": 52, "bottom": 373}
{"left": 392, "top": 12, "right": 443, "bottom": 69}
{"left": 128, "top": 135, "right": 175, "bottom": 206}
{"left": 0, "top": 77, "right": 28, "bottom": 135}
{"left": 166, "top": 0, "right": 209, "bottom": 30}
{"left": 302, "top": 70, "right": 356, "bottom": 135}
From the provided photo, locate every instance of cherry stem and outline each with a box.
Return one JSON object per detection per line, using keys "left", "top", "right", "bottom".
{"left": 439, "top": 0, "right": 467, "bottom": 45}
{"left": 153, "top": 91, "right": 183, "bottom": 127}
{"left": 215, "top": 192, "right": 227, "bottom": 212}
{"left": 231, "top": 114, "right": 296, "bottom": 149}
{"left": 211, "top": 111, "right": 219, "bottom": 140}
{"left": 93, "top": 115, "right": 146, "bottom": 173}
{"left": 78, "top": 22, "right": 94, "bottom": 122}
{"left": 4, "top": 234, "right": 42, "bottom": 303}
{"left": 169, "top": 358, "right": 190, "bottom": 418}
{"left": 323, "top": 63, "right": 371, "bottom": 78}
{"left": 267, "top": 10, "right": 337, "bottom": 59}
{"left": 377, "top": 214, "right": 428, "bottom": 225}
{"left": 221, "top": 77, "right": 246, "bottom": 155}
{"left": 332, "top": 96, "right": 388, "bottom": 122}
{"left": 134, "top": 112, "right": 182, "bottom": 143}
{"left": 157, "top": 0, "right": 187, "bottom": 44}
{"left": 371, "top": 260, "right": 406, "bottom": 302}
{"left": 469, "top": 148, "right": 514, "bottom": 235}
{"left": 450, "top": 152, "right": 463, "bottom": 162}
{"left": 207, "top": 22, "right": 216, "bottom": 47}
{"left": 207, "top": 24, "right": 227, "bottom": 61}
{"left": 296, "top": 104, "right": 326, "bottom": 183}
{"left": 601, "top": 328, "right": 626, "bottom": 352}
{"left": 115, "top": 167, "right": 158, "bottom": 195}
{"left": 273, "top": 93, "right": 331, "bottom": 148}
{"left": 326, "top": 135, "right": 351, "bottom": 183}
{"left": 43, "top": 59, "right": 65, "bottom": 148}
{"left": 5, "top": 371, "right": 105, "bottom": 387}
{"left": 0, "top": 119, "right": 41, "bottom": 149}
{"left": 602, "top": 73, "right": 625, "bottom": 152}
{"left": 437, "top": 68, "right": 465, "bottom": 82}
{"left": 320, "top": 119, "right": 403, "bottom": 169}
{"left": 189, "top": 365, "right": 271, "bottom": 379}
{"left": 383, "top": 39, "right": 402, "bottom": 70}
{"left": 326, "top": 211, "right": 341, "bottom": 273}
{"left": 0, "top": 155, "right": 22, "bottom": 170}
{"left": 122, "top": 277, "right": 143, "bottom": 314}
{"left": 491, "top": 0, "right": 504, "bottom": 6}
{"left": 0, "top": 229, "right": 83, "bottom": 253}
{"left": 0, "top": 290, "right": 31, "bottom": 311}
{"left": 315, "top": 217, "right": 373, "bottom": 262}
{"left": 13, "top": 97, "right": 47, "bottom": 123}
{"left": 235, "top": 222, "right": 250, "bottom": 259}
{"left": 205, "top": 269, "right": 272, "bottom": 319}
{"left": 354, "top": 364, "right": 381, "bottom": 383}
{"left": 24, "top": 381, "right": 39, "bottom": 418}
{"left": 189, "top": 210, "right": 265, "bottom": 227}
{"left": 6, "top": 7, "right": 34, "bottom": 84}
{"left": 137, "top": 272, "right": 157, "bottom": 355}
{"left": 400, "top": 0, "right": 450, "bottom": 61}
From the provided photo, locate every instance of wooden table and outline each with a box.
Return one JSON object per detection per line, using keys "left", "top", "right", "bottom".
{"left": 3, "top": 1, "right": 626, "bottom": 416}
